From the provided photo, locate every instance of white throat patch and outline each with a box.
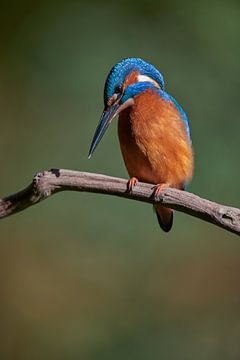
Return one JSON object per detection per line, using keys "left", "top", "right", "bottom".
{"left": 137, "top": 75, "right": 160, "bottom": 88}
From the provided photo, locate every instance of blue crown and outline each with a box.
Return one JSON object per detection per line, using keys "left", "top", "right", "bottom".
{"left": 104, "top": 58, "right": 165, "bottom": 105}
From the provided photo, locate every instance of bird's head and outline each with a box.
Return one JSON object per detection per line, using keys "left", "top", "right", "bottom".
{"left": 88, "top": 57, "right": 164, "bottom": 158}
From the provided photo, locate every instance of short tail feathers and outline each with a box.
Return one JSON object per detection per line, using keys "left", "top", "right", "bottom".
{"left": 154, "top": 204, "right": 173, "bottom": 232}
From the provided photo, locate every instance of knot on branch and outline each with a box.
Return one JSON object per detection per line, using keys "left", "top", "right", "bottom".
{"left": 32, "top": 171, "right": 56, "bottom": 199}
{"left": 218, "top": 207, "right": 240, "bottom": 227}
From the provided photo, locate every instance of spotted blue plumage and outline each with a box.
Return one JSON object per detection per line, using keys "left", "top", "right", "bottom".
{"left": 104, "top": 58, "right": 165, "bottom": 105}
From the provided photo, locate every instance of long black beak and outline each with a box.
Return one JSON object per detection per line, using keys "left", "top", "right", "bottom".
{"left": 88, "top": 103, "right": 120, "bottom": 158}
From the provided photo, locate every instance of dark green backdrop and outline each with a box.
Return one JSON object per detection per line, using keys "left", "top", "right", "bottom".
{"left": 0, "top": 1, "right": 240, "bottom": 359}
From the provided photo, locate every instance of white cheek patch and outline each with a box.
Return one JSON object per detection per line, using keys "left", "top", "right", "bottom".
{"left": 116, "top": 98, "right": 134, "bottom": 115}
{"left": 137, "top": 75, "right": 160, "bottom": 88}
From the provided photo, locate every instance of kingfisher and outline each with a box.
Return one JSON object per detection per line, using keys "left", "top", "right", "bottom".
{"left": 89, "top": 58, "right": 193, "bottom": 232}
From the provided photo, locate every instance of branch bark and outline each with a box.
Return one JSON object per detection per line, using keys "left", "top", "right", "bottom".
{"left": 0, "top": 169, "right": 239, "bottom": 236}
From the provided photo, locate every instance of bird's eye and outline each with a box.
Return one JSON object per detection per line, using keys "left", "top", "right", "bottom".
{"left": 115, "top": 85, "right": 121, "bottom": 94}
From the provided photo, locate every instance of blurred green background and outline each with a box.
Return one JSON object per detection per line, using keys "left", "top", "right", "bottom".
{"left": 0, "top": 1, "right": 240, "bottom": 359}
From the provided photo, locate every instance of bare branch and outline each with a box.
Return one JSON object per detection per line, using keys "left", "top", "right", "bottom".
{"left": 0, "top": 169, "right": 239, "bottom": 236}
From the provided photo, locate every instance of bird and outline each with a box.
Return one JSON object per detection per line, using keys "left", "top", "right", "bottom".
{"left": 88, "top": 57, "right": 193, "bottom": 232}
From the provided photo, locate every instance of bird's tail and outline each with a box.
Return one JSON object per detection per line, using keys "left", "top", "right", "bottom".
{"left": 154, "top": 204, "right": 173, "bottom": 232}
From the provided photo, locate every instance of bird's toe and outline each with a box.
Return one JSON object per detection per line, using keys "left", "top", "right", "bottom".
{"left": 127, "top": 177, "right": 138, "bottom": 192}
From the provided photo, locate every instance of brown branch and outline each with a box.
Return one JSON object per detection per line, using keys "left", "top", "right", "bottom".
{"left": 0, "top": 169, "right": 239, "bottom": 236}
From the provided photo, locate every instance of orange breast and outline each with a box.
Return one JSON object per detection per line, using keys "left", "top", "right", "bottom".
{"left": 118, "top": 89, "right": 193, "bottom": 188}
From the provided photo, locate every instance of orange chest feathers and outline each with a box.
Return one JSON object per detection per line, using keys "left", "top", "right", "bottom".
{"left": 118, "top": 90, "right": 194, "bottom": 187}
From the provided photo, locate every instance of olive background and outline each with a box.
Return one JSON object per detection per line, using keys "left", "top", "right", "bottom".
{"left": 0, "top": 1, "right": 240, "bottom": 359}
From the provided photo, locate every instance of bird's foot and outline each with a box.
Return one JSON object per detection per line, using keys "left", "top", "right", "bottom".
{"left": 127, "top": 177, "right": 138, "bottom": 192}
{"left": 153, "top": 183, "right": 170, "bottom": 199}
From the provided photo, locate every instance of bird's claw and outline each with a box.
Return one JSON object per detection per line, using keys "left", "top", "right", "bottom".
{"left": 153, "top": 183, "right": 170, "bottom": 199}
{"left": 127, "top": 177, "right": 138, "bottom": 192}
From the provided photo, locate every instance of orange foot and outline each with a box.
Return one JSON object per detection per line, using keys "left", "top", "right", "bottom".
{"left": 153, "top": 183, "right": 170, "bottom": 199}
{"left": 127, "top": 177, "right": 138, "bottom": 192}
